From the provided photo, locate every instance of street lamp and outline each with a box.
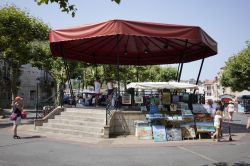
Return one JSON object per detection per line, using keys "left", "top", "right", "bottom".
{"left": 36, "top": 77, "right": 40, "bottom": 119}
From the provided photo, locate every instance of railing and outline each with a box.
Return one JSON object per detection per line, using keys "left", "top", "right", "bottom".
{"left": 105, "top": 88, "right": 119, "bottom": 125}
{"left": 35, "top": 94, "right": 57, "bottom": 119}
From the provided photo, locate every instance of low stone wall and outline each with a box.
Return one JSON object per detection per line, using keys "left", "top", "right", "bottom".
{"left": 109, "top": 111, "right": 146, "bottom": 135}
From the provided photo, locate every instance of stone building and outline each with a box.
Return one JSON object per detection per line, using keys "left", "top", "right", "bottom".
{"left": 18, "top": 64, "right": 56, "bottom": 108}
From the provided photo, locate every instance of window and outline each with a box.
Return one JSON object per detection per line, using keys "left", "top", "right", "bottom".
{"left": 30, "top": 90, "right": 36, "bottom": 101}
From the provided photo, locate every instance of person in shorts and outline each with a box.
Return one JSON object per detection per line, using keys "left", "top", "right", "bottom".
{"left": 13, "top": 96, "right": 23, "bottom": 139}
{"left": 212, "top": 110, "right": 223, "bottom": 142}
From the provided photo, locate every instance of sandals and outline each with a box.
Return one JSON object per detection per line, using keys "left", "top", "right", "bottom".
{"left": 13, "top": 135, "right": 21, "bottom": 139}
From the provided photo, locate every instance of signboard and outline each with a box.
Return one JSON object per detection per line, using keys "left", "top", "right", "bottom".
{"left": 122, "top": 94, "right": 131, "bottom": 104}
{"left": 134, "top": 96, "right": 144, "bottom": 104}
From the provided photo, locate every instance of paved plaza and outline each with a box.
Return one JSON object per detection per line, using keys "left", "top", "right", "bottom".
{"left": 0, "top": 112, "right": 250, "bottom": 166}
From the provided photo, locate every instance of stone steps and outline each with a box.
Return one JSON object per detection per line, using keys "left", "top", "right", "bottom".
{"left": 37, "top": 126, "right": 103, "bottom": 138}
{"left": 42, "top": 123, "right": 103, "bottom": 133}
{"left": 36, "top": 107, "right": 106, "bottom": 139}
{"left": 48, "top": 119, "right": 104, "bottom": 127}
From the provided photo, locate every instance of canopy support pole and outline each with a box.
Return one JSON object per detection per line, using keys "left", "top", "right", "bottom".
{"left": 193, "top": 58, "right": 205, "bottom": 94}
{"left": 116, "top": 35, "right": 120, "bottom": 98}
{"left": 178, "top": 63, "right": 183, "bottom": 82}
{"left": 93, "top": 53, "right": 98, "bottom": 78}
{"left": 196, "top": 58, "right": 205, "bottom": 85}
{"left": 136, "top": 66, "right": 139, "bottom": 82}
{"left": 176, "top": 63, "right": 180, "bottom": 81}
{"left": 178, "top": 40, "right": 188, "bottom": 82}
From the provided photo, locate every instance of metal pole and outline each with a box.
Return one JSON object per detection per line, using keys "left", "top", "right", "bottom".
{"left": 136, "top": 66, "right": 139, "bottom": 82}
{"left": 178, "top": 63, "right": 183, "bottom": 82}
{"left": 176, "top": 63, "right": 180, "bottom": 81}
{"left": 194, "top": 58, "right": 205, "bottom": 94}
{"left": 196, "top": 58, "right": 205, "bottom": 85}
{"left": 228, "top": 117, "right": 233, "bottom": 141}
{"left": 116, "top": 35, "right": 120, "bottom": 99}
{"left": 36, "top": 81, "right": 38, "bottom": 119}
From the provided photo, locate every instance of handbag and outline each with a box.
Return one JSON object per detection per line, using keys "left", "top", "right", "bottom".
{"left": 21, "top": 111, "right": 27, "bottom": 119}
{"left": 10, "top": 112, "right": 17, "bottom": 121}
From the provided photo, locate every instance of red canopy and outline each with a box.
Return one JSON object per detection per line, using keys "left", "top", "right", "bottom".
{"left": 50, "top": 19, "right": 217, "bottom": 65}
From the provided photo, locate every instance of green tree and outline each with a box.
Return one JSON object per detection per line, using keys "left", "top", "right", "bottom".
{"left": 220, "top": 41, "right": 250, "bottom": 91}
{"left": 0, "top": 5, "right": 50, "bottom": 101}
{"left": 35, "top": 0, "right": 121, "bottom": 17}
{"left": 159, "top": 66, "right": 177, "bottom": 82}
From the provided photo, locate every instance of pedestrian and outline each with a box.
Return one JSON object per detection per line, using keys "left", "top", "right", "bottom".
{"left": 227, "top": 101, "right": 235, "bottom": 121}
{"left": 217, "top": 100, "right": 225, "bottom": 117}
{"left": 94, "top": 76, "right": 101, "bottom": 107}
{"left": 246, "top": 116, "right": 250, "bottom": 129}
{"left": 107, "top": 77, "right": 114, "bottom": 101}
{"left": 212, "top": 110, "right": 223, "bottom": 142}
{"left": 12, "top": 96, "right": 24, "bottom": 139}
{"left": 215, "top": 101, "right": 225, "bottom": 138}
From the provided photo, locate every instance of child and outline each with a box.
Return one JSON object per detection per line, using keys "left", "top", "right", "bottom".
{"left": 247, "top": 116, "right": 250, "bottom": 129}
{"left": 212, "top": 110, "right": 223, "bottom": 142}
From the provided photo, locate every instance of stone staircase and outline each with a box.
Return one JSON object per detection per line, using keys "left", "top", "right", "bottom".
{"left": 36, "top": 107, "right": 106, "bottom": 139}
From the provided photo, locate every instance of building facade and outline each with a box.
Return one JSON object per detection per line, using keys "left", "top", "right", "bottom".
{"left": 18, "top": 64, "right": 56, "bottom": 108}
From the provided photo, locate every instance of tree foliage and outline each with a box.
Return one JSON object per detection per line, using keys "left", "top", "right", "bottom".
{"left": 220, "top": 41, "right": 250, "bottom": 91}
{"left": 72, "top": 64, "right": 177, "bottom": 90}
{"left": 35, "top": 0, "right": 121, "bottom": 17}
{"left": 0, "top": 5, "right": 50, "bottom": 97}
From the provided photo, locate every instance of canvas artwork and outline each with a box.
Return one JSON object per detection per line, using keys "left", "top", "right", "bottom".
{"left": 192, "top": 104, "right": 208, "bottom": 114}
{"left": 181, "top": 126, "right": 196, "bottom": 138}
{"left": 134, "top": 96, "right": 144, "bottom": 104}
{"left": 137, "top": 126, "right": 153, "bottom": 140}
{"left": 181, "top": 109, "right": 193, "bottom": 116}
{"left": 166, "top": 128, "right": 182, "bottom": 141}
{"left": 180, "top": 115, "right": 196, "bottom": 138}
{"left": 172, "top": 95, "right": 179, "bottom": 103}
{"left": 162, "top": 92, "right": 171, "bottom": 104}
{"left": 195, "top": 121, "right": 215, "bottom": 133}
{"left": 122, "top": 94, "right": 131, "bottom": 104}
{"left": 177, "top": 102, "right": 189, "bottom": 111}
{"left": 149, "top": 104, "right": 159, "bottom": 114}
{"left": 140, "top": 106, "right": 148, "bottom": 112}
{"left": 170, "top": 104, "right": 177, "bottom": 112}
{"left": 182, "top": 93, "right": 189, "bottom": 103}
{"left": 152, "top": 125, "right": 167, "bottom": 142}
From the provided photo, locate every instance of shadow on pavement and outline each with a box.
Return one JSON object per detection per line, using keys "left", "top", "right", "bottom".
{"left": 222, "top": 122, "right": 250, "bottom": 134}
{"left": 0, "top": 122, "right": 13, "bottom": 129}
{"left": 207, "top": 161, "right": 250, "bottom": 166}
{"left": 20, "top": 135, "right": 44, "bottom": 139}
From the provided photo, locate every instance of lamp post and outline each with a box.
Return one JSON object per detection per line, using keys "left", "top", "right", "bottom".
{"left": 36, "top": 78, "right": 40, "bottom": 119}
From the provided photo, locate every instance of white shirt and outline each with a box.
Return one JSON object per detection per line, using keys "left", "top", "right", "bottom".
{"left": 107, "top": 81, "right": 113, "bottom": 90}
{"left": 94, "top": 80, "right": 101, "bottom": 93}
{"left": 227, "top": 103, "right": 235, "bottom": 112}
{"left": 214, "top": 115, "right": 222, "bottom": 126}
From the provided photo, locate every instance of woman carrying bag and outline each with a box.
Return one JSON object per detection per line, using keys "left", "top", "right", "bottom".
{"left": 12, "top": 96, "right": 24, "bottom": 139}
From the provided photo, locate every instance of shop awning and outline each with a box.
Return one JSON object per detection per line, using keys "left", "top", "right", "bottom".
{"left": 127, "top": 81, "right": 198, "bottom": 90}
